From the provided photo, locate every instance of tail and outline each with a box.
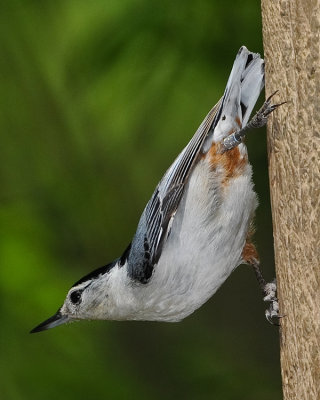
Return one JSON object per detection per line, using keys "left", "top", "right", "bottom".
{"left": 208, "top": 46, "right": 265, "bottom": 145}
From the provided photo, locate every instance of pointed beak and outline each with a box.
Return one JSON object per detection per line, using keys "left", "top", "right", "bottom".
{"left": 30, "top": 309, "right": 70, "bottom": 333}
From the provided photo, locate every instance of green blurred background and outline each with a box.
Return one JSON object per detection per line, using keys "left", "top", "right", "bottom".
{"left": 1, "top": 0, "right": 282, "bottom": 399}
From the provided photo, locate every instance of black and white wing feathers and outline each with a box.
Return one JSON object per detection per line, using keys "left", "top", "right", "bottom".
{"left": 144, "top": 102, "right": 222, "bottom": 263}
{"left": 127, "top": 101, "right": 222, "bottom": 283}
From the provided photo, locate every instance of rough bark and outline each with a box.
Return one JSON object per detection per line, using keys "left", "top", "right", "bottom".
{"left": 261, "top": 1, "right": 320, "bottom": 399}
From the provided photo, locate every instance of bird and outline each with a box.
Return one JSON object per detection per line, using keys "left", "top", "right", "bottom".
{"left": 31, "top": 46, "right": 283, "bottom": 333}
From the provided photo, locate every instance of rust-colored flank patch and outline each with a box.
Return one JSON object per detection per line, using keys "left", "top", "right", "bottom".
{"left": 208, "top": 142, "right": 248, "bottom": 185}
{"left": 242, "top": 239, "right": 259, "bottom": 265}
{"left": 241, "top": 223, "right": 259, "bottom": 265}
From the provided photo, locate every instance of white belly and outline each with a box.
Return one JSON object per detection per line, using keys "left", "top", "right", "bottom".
{"left": 126, "top": 151, "right": 257, "bottom": 322}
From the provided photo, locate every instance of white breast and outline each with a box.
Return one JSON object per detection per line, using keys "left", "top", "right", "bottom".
{"left": 111, "top": 148, "right": 257, "bottom": 322}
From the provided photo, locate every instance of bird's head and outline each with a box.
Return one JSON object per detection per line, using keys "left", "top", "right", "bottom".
{"left": 30, "top": 262, "right": 117, "bottom": 333}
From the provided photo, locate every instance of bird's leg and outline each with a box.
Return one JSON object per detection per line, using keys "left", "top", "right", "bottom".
{"left": 242, "top": 239, "right": 281, "bottom": 325}
{"left": 251, "top": 260, "right": 282, "bottom": 325}
{"left": 220, "top": 91, "right": 286, "bottom": 153}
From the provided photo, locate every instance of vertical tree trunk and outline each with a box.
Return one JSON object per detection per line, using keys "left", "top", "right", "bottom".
{"left": 261, "top": 1, "right": 320, "bottom": 399}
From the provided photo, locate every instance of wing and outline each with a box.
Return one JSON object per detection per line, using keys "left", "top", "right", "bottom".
{"left": 126, "top": 100, "right": 222, "bottom": 283}
{"left": 144, "top": 100, "right": 222, "bottom": 263}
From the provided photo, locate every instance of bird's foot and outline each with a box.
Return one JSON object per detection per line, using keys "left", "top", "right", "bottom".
{"left": 263, "top": 279, "right": 283, "bottom": 325}
{"left": 251, "top": 261, "right": 283, "bottom": 325}
{"left": 246, "top": 91, "right": 286, "bottom": 130}
{"left": 220, "top": 91, "right": 286, "bottom": 152}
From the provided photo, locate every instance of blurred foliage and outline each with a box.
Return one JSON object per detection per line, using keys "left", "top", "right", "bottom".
{"left": 0, "top": 0, "right": 281, "bottom": 399}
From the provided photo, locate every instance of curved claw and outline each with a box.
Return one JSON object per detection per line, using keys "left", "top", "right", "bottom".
{"left": 263, "top": 91, "right": 287, "bottom": 115}
{"left": 263, "top": 101, "right": 287, "bottom": 117}
{"left": 265, "top": 309, "right": 285, "bottom": 326}
{"left": 266, "top": 90, "right": 279, "bottom": 102}
{"left": 265, "top": 312, "right": 280, "bottom": 326}
{"left": 244, "top": 92, "right": 286, "bottom": 131}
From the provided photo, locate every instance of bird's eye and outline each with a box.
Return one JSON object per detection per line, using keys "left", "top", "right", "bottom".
{"left": 70, "top": 290, "right": 82, "bottom": 305}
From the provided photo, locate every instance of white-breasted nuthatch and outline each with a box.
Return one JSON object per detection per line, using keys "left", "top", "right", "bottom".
{"left": 31, "top": 46, "right": 283, "bottom": 333}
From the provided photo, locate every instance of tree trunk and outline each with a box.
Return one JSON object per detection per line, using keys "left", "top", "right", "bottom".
{"left": 261, "top": 1, "right": 320, "bottom": 399}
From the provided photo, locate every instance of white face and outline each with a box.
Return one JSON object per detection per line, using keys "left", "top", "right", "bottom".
{"left": 60, "top": 277, "right": 112, "bottom": 321}
{"left": 30, "top": 261, "right": 131, "bottom": 333}
{"left": 30, "top": 271, "right": 115, "bottom": 333}
{"left": 60, "top": 281, "right": 93, "bottom": 319}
